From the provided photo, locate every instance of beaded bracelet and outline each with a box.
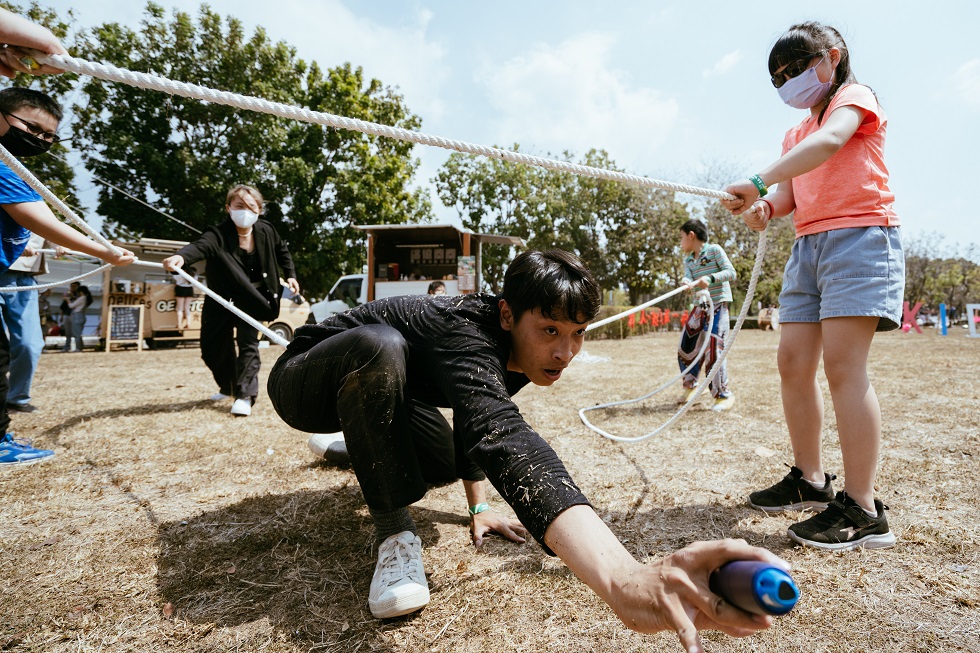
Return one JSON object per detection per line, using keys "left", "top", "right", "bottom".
{"left": 749, "top": 174, "right": 768, "bottom": 197}
{"left": 468, "top": 502, "right": 489, "bottom": 516}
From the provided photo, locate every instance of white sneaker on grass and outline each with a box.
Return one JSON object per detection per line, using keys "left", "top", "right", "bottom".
{"left": 368, "top": 531, "right": 429, "bottom": 619}
{"left": 210, "top": 392, "right": 231, "bottom": 402}
{"left": 307, "top": 432, "right": 349, "bottom": 465}
{"left": 230, "top": 398, "right": 252, "bottom": 416}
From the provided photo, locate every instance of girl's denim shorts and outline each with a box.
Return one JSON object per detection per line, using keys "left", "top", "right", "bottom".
{"left": 778, "top": 226, "right": 905, "bottom": 331}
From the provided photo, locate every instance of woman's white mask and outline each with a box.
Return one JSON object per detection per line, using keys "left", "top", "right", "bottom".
{"left": 230, "top": 209, "right": 259, "bottom": 229}
{"left": 777, "top": 56, "right": 833, "bottom": 109}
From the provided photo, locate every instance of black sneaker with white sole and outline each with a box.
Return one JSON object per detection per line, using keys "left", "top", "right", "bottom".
{"left": 787, "top": 491, "right": 896, "bottom": 551}
{"left": 748, "top": 465, "right": 836, "bottom": 512}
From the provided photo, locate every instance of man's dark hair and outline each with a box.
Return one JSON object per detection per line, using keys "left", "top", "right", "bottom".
{"left": 502, "top": 249, "right": 600, "bottom": 323}
{"left": 680, "top": 219, "right": 708, "bottom": 242}
{"left": 0, "top": 87, "right": 63, "bottom": 122}
{"left": 427, "top": 280, "right": 445, "bottom": 294}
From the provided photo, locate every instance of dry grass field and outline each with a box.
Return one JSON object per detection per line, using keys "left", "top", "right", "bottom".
{"left": 1, "top": 328, "right": 978, "bottom": 652}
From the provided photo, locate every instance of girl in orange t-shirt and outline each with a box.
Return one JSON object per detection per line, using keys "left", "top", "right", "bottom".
{"left": 722, "top": 22, "right": 904, "bottom": 552}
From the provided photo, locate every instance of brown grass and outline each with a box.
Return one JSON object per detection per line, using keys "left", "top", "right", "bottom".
{"left": 1, "top": 328, "right": 978, "bottom": 652}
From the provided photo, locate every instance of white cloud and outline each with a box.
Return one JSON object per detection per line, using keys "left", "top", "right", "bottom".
{"left": 952, "top": 59, "right": 980, "bottom": 109}
{"left": 702, "top": 50, "right": 742, "bottom": 78}
{"left": 249, "top": 2, "right": 450, "bottom": 122}
{"left": 474, "top": 32, "right": 678, "bottom": 165}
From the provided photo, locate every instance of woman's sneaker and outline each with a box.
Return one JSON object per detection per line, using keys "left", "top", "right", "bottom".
{"left": 788, "top": 491, "right": 896, "bottom": 551}
{"left": 368, "top": 531, "right": 429, "bottom": 619}
{"left": 748, "top": 465, "right": 836, "bottom": 512}
{"left": 0, "top": 433, "right": 54, "bottom": 466}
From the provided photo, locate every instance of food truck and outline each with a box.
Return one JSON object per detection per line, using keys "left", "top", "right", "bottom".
{"left": 31, "top": 237, "right": 301, "bottom": 351}
{"left": 310, "top": 224, "right": 525, "bottom": 322}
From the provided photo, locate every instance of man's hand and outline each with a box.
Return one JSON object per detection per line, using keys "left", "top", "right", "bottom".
{"left": 470, "top": 510, "right": 527, "bottom": 550}
{"left": 607, "top": 539, "right": 786, "bottom": 652}
{"left": 286, "top": 277, "right": 300, "bottom": 295}
{"left": 544, "top": 505, "right": 788, "bottom": 653}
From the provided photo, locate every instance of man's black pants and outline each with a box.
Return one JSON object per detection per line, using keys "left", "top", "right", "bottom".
{"left": 268, "top": 324, "right": 480, "bottom": 512}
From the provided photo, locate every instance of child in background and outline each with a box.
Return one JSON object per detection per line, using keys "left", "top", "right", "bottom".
{"left": 722, "top": 22, "right": 903, "bottom": 551}
{"left": 676, "top": 219, "right": 737, "bottom": 411}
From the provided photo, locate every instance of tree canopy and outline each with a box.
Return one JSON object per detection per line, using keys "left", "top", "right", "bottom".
{"left": 67, "top": 2, "right": 431, "bottom": 297}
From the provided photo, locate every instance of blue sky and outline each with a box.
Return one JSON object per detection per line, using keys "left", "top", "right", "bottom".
{"left": 47, "top": 0, "right": 980, "bottom": 260}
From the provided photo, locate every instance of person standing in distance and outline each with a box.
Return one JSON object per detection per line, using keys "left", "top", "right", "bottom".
{"left": 162, "top": 185, "right": 299, "bottom": 417}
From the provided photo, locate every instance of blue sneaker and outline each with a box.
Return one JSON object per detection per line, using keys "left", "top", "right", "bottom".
{"left": 0, "top": 432, "right": 55, "bottom": 466}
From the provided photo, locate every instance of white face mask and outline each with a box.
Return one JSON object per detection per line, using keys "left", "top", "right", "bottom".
{"left": 777, "top": 56, "right": 833, "bottom": 109}
{"left": 230, "top": 209, "right": 258, "bottom": 229}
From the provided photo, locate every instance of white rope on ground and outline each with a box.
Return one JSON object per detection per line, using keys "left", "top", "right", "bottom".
{"left": 0, "top": 144, "right": 122, "bottom": 256}
{"left": 579, "top": 227, "right": 769, "bottom": 443}
{"left": 581, "top": 290, "right": 716, "bottom": 425}
{"left": 37, "top": 53, "right": 737, "bottom": 202}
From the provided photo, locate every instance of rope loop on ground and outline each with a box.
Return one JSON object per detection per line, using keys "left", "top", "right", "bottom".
{"left": 580, "top": 227, "right": 769, "bottom": 443}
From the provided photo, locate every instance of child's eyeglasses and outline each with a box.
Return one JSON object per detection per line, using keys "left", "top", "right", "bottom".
{"left": 770, "top": 53, "right": 823, "bottom": 89}
{"left": 2, "top": 112, "right": 61, "bottom": 142}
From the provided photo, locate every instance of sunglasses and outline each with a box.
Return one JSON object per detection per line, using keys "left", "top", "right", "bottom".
{"left": 770, "top": 52, "right": 823, "bottom": 89}
{"left": 3, "top": 112, "right": 61, "bottom": 143}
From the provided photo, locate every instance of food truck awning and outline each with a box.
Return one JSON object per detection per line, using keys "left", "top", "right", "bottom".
{"left": 354, "top": 223, "right": 525, "bottom": 248}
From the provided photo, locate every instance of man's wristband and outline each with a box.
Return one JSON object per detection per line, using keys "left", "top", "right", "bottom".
{"left": 749, "top": 174, "right": 768, "bottom": 197}
{"left": 468, "top": 502, "right": 489, "bottom": 516}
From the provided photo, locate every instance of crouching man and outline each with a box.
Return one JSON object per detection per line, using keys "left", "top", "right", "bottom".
{"left": 268, "top": 249, "right": 784, "bottom": 651}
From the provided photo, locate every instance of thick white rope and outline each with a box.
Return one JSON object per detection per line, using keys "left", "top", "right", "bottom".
{"left": 587, "top": 282, "right": 696, "bottom": 331}
{"left": 37, "top": 53, "right": 737, "bottom": 202}
{"left": 580, "top": 228, "right": 769, "bottom": 443}
{"left": 0, "top": 144, "right": 122, "bottom": 256}
{"left": 1, "top": 248, "right": 290, "bottom": 347}
{"left": 581, "top": 289, "right": 715, "bottom": 416}
{"left": 164, "top": 264, "right": 290, "bottom": 347}
{"left": 0, "top": 259, "right": 112, "bottom": 292}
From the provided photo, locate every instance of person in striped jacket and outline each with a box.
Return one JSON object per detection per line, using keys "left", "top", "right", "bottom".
{"left": 676, "top": 218, "right": 737, "bottom": 411}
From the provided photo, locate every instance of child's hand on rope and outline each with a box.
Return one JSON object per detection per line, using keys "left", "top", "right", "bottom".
{"left": 721, "top": 179, "right": 760, "bottom": 216}
{"left": 104, "top": 246, "right": 135, "bottom": 267}
{"left": 742, "top": 201, "right": 771, "bottom": 232}
{"left": 0, "top": 9, "right": 69, "bottom": 77}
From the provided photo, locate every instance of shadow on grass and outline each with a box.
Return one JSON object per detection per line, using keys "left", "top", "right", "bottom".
{"left": 155, "top": 473, "right": 787, "bottom": 650}
{"left": 41, "top": 400, "right": 233, "bottom": 442}
{"left": 154, "top": 481, "right": 478, "bottom": 650}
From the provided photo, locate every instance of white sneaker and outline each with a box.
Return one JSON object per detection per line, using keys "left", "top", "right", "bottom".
{"left": 307, "top": 432, "right": 349, "bottom": 465}
{"left": 230, "top": 398, "right": 252, "bottom": 416}
{"left": 368, "top": 531, "right": 429, "bottom": 619}
{"left": 210, "top": 392, "right": 231, "bottom": 401}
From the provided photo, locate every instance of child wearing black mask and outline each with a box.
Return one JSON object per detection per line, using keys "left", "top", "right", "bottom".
{"left": 0, "top": 86, "right": 134, "bottom": 465}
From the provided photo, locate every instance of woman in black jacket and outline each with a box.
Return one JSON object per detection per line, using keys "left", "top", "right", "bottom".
{"left": 163, "top": 185, "right": 299, "bottom": 417}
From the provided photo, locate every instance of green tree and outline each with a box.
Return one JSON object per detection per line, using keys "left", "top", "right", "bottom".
{"left": 70, "top": 2, "right": 430, "bottom": 297}
{"left": 606, "top": 187, "right": 690, "bottom": 305}
{"left": 434, "top": 146, "right": 536, "bottom": 291}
